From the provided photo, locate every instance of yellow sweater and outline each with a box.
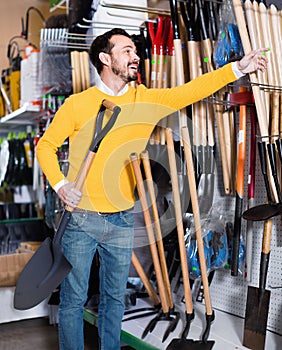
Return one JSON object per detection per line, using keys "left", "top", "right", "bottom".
{"left": 36, "top": 63, "right": 237, "bottom": 212}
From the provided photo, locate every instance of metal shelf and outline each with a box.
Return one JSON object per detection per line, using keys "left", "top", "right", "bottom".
{"left": 0, "top": 103, "right": 42, "bottom": 136}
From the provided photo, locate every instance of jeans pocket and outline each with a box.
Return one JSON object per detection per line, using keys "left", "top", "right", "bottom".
{"left": 119, "top": 210, "right": 134, "bottom": 227}
{"left": 70, "top": 211, "right": 88, "bottom": 228}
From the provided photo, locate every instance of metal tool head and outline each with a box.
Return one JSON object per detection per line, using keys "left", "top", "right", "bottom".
{"left": 243, "top": 286, "right": 270, "bottom": 350}
{"left": 166, "top": 338, "right": 215, "bottom": 350}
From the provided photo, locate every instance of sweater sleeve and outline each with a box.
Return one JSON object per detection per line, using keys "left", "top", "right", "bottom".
{"left": 36, "top": 97, "right": 76, "bottom": 189}
{"left": 137, "top": 63, "right": 238, "bottom": 112}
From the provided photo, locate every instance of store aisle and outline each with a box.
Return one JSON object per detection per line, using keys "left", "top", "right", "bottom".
{"left": 0, "top": 317, "right": 99, "bottom": 350}
{"left": 0, "top": 317, "right": 135, "bottom": 350}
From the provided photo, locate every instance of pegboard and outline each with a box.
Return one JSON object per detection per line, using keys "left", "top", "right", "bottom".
{"left": 207, "top": 93, "right": 282, "bottom": 336}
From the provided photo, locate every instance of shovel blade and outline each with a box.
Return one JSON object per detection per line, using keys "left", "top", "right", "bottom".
{"left": 166, "top": 339, "right": 215, "bottom": 350}
{"left": 243, "top": 286, "right": 270, "bottom": 350}
{"left": 198, "top": 173, "right": 214, "bottom": 216}
{"left": 242, "top": 203, "right": 282, "bottom": 221}
{"left": 14, "top": 237, "right": 72, "bottom": 310}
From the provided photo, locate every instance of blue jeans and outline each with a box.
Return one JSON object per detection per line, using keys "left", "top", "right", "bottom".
{"left": 58, "top": 209, "right": 134, "bottom": 350}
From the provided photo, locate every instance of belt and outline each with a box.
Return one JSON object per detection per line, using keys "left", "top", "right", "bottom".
{"left": 72, "top": 208, "right": 116, "bottom": 216}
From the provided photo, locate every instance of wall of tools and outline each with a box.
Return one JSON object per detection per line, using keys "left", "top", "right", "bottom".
{"left": 81, "top": 0, "right": 282, "bottom": 344}
{"left": 0, "top": 0, "right": 281, "bottom": 347}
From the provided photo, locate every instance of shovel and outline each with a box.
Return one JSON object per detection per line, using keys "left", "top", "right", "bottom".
{"left": 243, "top": 219, "right": 272, "bottom": 350}
{"left": 14, "top": 99, "right": 121, "bottom": 310}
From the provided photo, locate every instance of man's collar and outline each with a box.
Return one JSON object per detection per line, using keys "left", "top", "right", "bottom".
{"left": 96, "top": 77, "right": 128, "bottom": 96}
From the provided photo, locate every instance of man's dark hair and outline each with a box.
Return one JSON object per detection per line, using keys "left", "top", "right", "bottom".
{"left": 89, "top": 28, "right": 131, "bottom": 74}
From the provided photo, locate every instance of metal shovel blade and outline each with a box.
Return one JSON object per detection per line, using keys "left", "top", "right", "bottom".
{"left": 14, "top": 237, "right": 72, "bottom": 310}
{"left": 243, "top": 286, "right": 270, "bottom": 350}
{"left": 198, "top": 173, "right": 214, "bottom": 216}
{"left": 166, "top": 338, "right": 215, "bottom": 350}
{"left": 243, "top": 203, "right": 282, "bottom": 221}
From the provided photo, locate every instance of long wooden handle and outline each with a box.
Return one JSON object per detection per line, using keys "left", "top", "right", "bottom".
{"left": 131, "top": 251, "right": 160, "bottom": 306}
{"left": 71, "top": 51, "right": 78, "bottom": 94}
{"left": 65, "top": 151, "right": 96, "bottom": 213}
{"left": 260, "top": 219, "right": 272, "bottom": 290}
{"left": 130, "top": 152, "right": 169, "bottom": 313}
{"left": 215, "top": 91, "right": 232, "bottom": 194}
{"left": 141, "top": 150, "right": 173, "bottom": 308}
{"left": 81, "top": 51, "right": 90, "bottom": 90}
{"left": 269, "top": 5, "right": 282, "bottom": 87}
{"left": 232, "top": 0, "right": 268, "bottom": 137}
{"left": 232, "top": 0, "right": 279, "bottom": 203}
{"left": 181, "top": 126, "right": 213, "bottom": 315}
{"left": 169, "top": 0, "right": 187, "bottom": 129}
{"left": 245, "top": 0, "right": 270, "bottom": 117}
{"left": 166, "top": 128, "right": 193, "bottom": 315}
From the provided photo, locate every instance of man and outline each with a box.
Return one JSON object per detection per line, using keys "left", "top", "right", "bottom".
{"left": 36, "top": 28, "right": 268, "bottom": 350}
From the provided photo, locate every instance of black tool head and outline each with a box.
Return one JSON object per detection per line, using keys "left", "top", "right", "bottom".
{"left": 243, "top": 286, "right": 271, "bottom": 350}
{"left": 243, "top": 203, "right": 282, "bottom": 221}
{"left": 166, "top": 338, "right": 215, "bottom": 350}
{"left": 14, "top": 237, "right": 72, "bottom": 310}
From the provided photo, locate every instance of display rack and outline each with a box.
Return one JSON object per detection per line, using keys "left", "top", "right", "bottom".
{"left": 0, "top": 102, "right": 41, "bottom": 136}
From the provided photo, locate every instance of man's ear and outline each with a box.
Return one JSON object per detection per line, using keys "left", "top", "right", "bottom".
{"left": 99, "top": 52, "right": 111, "bottom": 67}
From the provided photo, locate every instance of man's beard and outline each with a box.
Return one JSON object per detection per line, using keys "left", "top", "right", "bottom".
{"left": 111, "top": 61, "right": 138, "bottom": 83}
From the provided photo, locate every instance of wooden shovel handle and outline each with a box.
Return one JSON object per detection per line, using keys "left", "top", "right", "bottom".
{"left": 181, "top": 126, "right": 213, "bottom": 315}
{"left": 131, "top": 251, "right": 160, "bottom": 306}
{"left": 81, "top": 51, "right": 90, "bottom": 90}
{"left": 130, "top": 152, "right": 169, "bottom": 313}
{"left": 141, "top": 150, "right": 173, "bottom": 308}
{"left": 260, "top": 218, "right": 272, "bottom": 290}
{"left": 262, "top": 218, "right": 272, "bottom": 256}
{"left": 166, "top": 128, "right": 193, "bottom": 314}
{"left": 232, "top": 0, "right": 268, "bottom": 137}
{"left": 215, "top": 92, "right": 232, "bottom": 194}
{"left": 102, "top": 99, "right": 118, "bottom": 112}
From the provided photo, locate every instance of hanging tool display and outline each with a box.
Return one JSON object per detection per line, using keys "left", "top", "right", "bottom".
{"left": 4, "top": 0, "right": 281, "bottom": 346}
{"left": 241, "top": 0, "right": 282, "bottom": 221}
{"left": 233, "top": 0, "right": 280, "bottom": 203}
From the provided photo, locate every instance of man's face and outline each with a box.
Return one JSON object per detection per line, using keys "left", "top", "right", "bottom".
{"left": 108, "top": 35, "right": 140, "bottom": 83}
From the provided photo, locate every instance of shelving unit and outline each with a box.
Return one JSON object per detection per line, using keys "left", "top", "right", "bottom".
{"left": 0, "top": 102, "right": 42, "bottom": 136}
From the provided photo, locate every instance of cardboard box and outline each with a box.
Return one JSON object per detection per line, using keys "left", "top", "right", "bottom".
{"left": 16, "top": 241, "right": 42, "bottom": 253}
{"left": 0, "top": 252, "right": 33, "bottom": 287}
